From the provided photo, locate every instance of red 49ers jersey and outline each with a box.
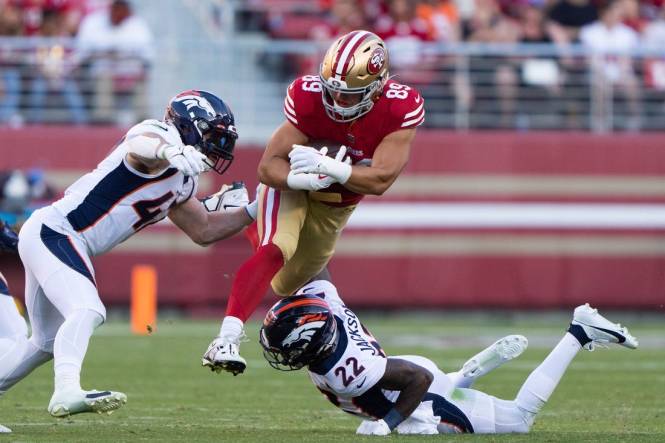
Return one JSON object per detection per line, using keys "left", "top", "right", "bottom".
{"left": 283, "top": 75, "right": 424, "bottom": 206}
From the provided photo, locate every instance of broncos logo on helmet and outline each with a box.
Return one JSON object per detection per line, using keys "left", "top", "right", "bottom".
{"left": 282, "top": 320, "right": 327, "bottom": 347}
{"left": 260, "top": 295, "right": 338, "bottom": 371}
{"left": 165, "top": 90, "right": 238, "bottom": 175}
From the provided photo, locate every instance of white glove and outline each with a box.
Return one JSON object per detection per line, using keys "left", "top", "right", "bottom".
{"left": 201, "top": 183, "right": 250, "bottom": 212}
{"left": 286, "top": 170, "right": 336, "bottom": 191}
{"left": 158, "top": 144, "right": 207, "bottom": 177}
{"left": 396, "top": 401, "right": 441, "bottom": 435}
{"left": 356, "top": 419, "right": 391, "bottom": 436}
{"left": 289, "top": 144, "right": 352, "bottom": 184}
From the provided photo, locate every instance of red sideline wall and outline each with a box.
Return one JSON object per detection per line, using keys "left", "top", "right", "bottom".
{"left": 2, "top": 127, "right": 665, "bottom": 311}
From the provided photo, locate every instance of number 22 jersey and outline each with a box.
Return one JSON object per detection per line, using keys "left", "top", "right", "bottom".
{"left": 302, "top": 280, "right": 392, "bottom": 420}
{"left": 51, "top": 120, "right": 198, "bottom": 256}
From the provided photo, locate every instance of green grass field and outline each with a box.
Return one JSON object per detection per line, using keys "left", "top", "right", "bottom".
{"left": 2, "top": 312, "right": 664, "bottom": 442}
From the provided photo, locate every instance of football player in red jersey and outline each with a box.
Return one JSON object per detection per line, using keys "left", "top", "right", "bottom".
{"left": 202, "top": 30, "right": 425, "bottom": 375}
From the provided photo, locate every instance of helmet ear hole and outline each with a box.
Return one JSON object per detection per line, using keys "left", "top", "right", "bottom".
{"left": 197, "top": 120, "right": 210, "bottom": 132}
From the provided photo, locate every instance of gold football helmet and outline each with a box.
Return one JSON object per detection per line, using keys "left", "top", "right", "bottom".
{"left": 319, "top": 30, "right": 389, "bottom": 122}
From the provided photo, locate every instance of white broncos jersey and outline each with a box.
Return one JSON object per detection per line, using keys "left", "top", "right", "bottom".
{"left": 302, "top": 281, "right": 472, "bottom": 433}
{"left": 302, "top": 281, "right": 389, "bottom": 419}
{"left": 52, "top": 119, "right": 198, "bottom": 256}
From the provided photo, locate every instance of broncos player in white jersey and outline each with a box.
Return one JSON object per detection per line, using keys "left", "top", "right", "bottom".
{"left": 0, "top": 90, "right": 257, "bottom": 420}
{"left": 259, "top": 277, "right": 638, "bottom": 436}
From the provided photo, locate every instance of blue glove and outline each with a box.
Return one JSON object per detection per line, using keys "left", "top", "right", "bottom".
{"left": 0, "top": 221, "right": 19, "bottom": 253}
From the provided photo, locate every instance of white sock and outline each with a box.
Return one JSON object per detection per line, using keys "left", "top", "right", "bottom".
{"left": 53, "top": 309, "right": 103, "bottom": 393}
{"left": 219, "top": 316, "right": 244, "bottom": 339}
{"left": 0, "top": 337, "right": 52, "bottom": 394}
{"left": 515, "top": 333, "right": 581, "bottom": 419}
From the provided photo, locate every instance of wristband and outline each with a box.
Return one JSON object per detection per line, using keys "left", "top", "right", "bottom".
{"left": 287, "top": 171, "right": 324, "bottom": 191}
{"left": 383, "top": 408, "right": 405, "bottom": 430}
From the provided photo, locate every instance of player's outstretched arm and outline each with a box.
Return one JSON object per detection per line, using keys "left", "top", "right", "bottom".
{"left": 373, "top": 357, "right": 434, "bottom": 432}
{"left": 258, "top": 121, "right": 309, "bottom": 189}
{"left": 168, "top": 196, "right": 254, "bottom": 247}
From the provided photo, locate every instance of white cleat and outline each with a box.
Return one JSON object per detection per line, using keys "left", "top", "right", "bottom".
{"left": 462, "top": 334, "right": 528, "bottom": 378}
{"left": 202, "top": 334, "right": 247, "bottom": 376}
{"left": 570, "top": 303, "right": 638, "bottom": 351}
{"left": 0, "top": 423, "right": 11, "bottom": 433}
{"left": 48, "top": 389, "right": 127, "bottom": 418}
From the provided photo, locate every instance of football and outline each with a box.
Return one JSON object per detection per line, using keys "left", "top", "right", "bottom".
{"left": 306, "top": 140, "right": 345, "bottom": 158}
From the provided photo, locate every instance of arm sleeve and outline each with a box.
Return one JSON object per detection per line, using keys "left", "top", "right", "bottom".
{"left": 396, "top": 90, "right": 425, "bottom": 130}
{"left": 384, "top": 85, "right": 425, "bottom": 134}
{"left": 283, "top": 80, "right": 300, "bottom": 127}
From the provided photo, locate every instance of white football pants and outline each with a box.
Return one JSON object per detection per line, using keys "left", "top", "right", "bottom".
{"left": 0, "top": 207, "right": 106, "bottom": 394}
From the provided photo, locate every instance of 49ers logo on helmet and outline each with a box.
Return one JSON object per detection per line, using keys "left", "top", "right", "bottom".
{"left": 367, "top": 47, "right": 386, "bottom": 75}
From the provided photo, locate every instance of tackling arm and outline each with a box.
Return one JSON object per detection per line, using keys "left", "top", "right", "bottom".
{"left": 168, "top": 198, "right": 253, "bottom": 247}
{"left": 125, "top": 133, "right": 175, "bottom": 174}
{"left": 125, "top": 132, "right": 207, "bottom": 177}
{"left": 258, "top": 121, "right": 309, "bottom": 189}
{"left": 375, "top": 358, "right": 434, "bottom": 430}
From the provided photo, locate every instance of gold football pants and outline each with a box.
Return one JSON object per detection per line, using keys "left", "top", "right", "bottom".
{"left": 256, "top": 185, "right": 355, "bottom": 296}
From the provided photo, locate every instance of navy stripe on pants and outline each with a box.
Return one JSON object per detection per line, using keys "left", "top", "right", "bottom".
{"left": 40, "top": 224, "right": 96, "bottom": 287}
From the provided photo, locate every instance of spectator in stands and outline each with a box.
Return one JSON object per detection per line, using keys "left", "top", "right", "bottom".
{"left": 0, "top": 0, "right": 23, "bottom": 126}
{"left": 620, "top": 0, "right": 645, "bottom": 32}
{"left": 375, "top": 0, "right": 433, "bottom": 85}
{"left": 464, "top": 0, "right": 521, "bottom": 127}
{"left": 579, "top": 0, "right": 641, "bottom": 130}
{"left": 310, "top": 0, "right": 368, "bottom": 42}
{"left": 26, "top": 7, "right": 87, "bottom": 124}
{"left": 643, "top": 2, "right": 665, "bottom": 50}
{"left": 547, "top": 0, "right": 598, "bottom": 45}
{"left": 12, "top": 0, "right": 83, "bottom": 36}
{"left": 304, "top": 0, "right": 368, "bottom": 74}
{"left": 516, "top": 3, "right": 564, "bottom": 128}
{"left": 641, "top": 2, "right": 665, "bottom": 99}
{"left": 76, "top": 0, "right": 153, "bottom": 125}
{"left": 416, "top": 0, "right": 460, "bottom": 42}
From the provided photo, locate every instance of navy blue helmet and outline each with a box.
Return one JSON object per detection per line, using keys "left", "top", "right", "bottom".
{"left": 165, "top": 90, "right": 238, "bottom": 175}
{"left": 260, "top": 294, "right": 338, "bottom": 371}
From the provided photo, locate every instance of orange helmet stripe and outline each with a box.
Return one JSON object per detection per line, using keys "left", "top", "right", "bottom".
{"left": 273, "top": 298, "right": 330, "bottom": 317}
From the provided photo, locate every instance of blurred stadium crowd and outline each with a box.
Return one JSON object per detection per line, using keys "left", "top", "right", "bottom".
{"left": 2, "top": 0, "right": 665, "bottom": 131}
{"left": 244, "top": 0, "right": 665, "bottom": 130}
{"left": 0, "top": 0, "right": 152, "bottom": 126}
